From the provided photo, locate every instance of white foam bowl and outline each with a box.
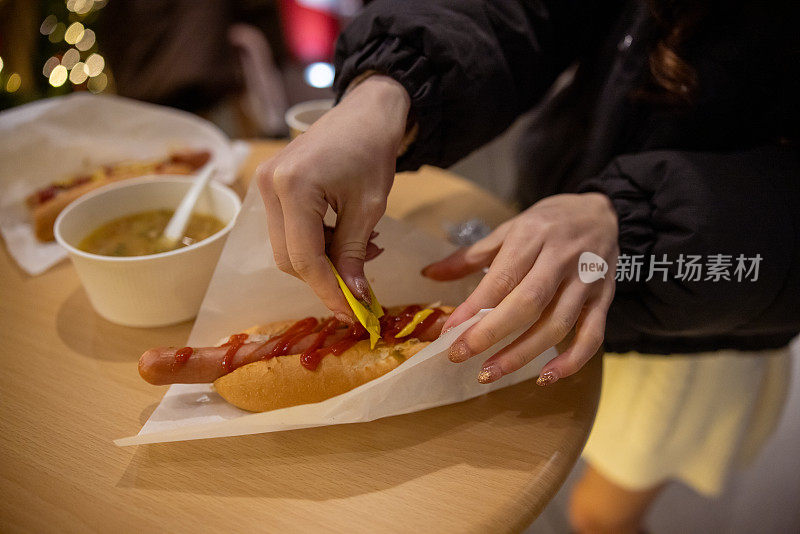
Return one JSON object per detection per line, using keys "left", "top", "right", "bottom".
{"left": 54, "top": 176, "right": 241, "bottom": 327}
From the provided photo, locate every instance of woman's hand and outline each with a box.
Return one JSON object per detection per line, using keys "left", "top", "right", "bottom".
{"left": 257, "top": 75, "right": 410, "bottom": 322}
{"left": 422, "top": 193, "right": 619, "bottom": 385}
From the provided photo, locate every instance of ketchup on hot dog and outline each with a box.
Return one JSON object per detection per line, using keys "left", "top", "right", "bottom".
{"left": 220, "top": 334, "right": 249, "bottom": 373}
{"left": 171, "top": 308, "right": 445, "bottom": 374}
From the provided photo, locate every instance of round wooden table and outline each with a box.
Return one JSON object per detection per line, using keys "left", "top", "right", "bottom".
{"left": 0, "top": 140, "right": 600, "bottom": 533}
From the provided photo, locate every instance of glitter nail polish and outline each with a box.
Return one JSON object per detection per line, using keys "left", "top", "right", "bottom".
{"left": 536, "top": 370, "right": 559, "bottom": 386}
{"left": 478, "top": 364, "right": 502, "bottom": 384}
{"left": 449, "top": 339, "right": 471, "bottom": 363}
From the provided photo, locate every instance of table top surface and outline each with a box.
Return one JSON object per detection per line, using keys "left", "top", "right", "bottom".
{"left": 0, "top": 140, "right": 600, "bottom": 534}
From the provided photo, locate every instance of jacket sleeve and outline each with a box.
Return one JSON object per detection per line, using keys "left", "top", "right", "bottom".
{"left": 579, "top": 146, "right": 800, "bottom": 338}
{"left": 333, "top": 0, "right": 623, "bottom": 171}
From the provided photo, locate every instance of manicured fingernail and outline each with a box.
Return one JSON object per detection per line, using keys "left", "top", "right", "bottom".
{"left": 369, "top": 231, "right": 380, "bottom": 239}
{"left": 449, "top": 339, "right": 471, "bottom": 363}
{"left": 335, "top": 312, "right": 355, "bottom": 325}
{"left": 478, "top": 364, "right": 502, "bottom": 384}
{"left": 536, "top": 370, "right": 559, "bottom": 386}
{"left": 352, "top": 277, "right": 371, "bottom": 304}
{"left": 420, "top": 265, "right": 433, "bottom": 277}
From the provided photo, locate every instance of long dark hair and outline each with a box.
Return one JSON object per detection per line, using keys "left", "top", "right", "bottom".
{"left": 642, "top": 0, "right": 714, "bottom": 105}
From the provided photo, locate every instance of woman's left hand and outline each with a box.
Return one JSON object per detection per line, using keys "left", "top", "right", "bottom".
{"left": 422, "top": 193, "right": 619, "bottom": 385}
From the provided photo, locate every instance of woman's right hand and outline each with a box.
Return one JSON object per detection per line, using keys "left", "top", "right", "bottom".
{"left": 257, "top": 75, "right": 411, "bottom": 322}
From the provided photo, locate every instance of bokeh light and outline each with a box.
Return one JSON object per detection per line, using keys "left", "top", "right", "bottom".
{"left": 84, "top": 53, "right": 105, "bottom": 77}
{"left": 70, "top": 63, "right": 88, "bottom": 85}
{"left": 64, "top": 22, "right": 85, "bottom": 45}
{"left": 74, "top": 0, "right": 92, "bottom": 15}
{"left": 87, "top": 72, "right": 107, "bottom": 93}
{"left": 76, "top": 29, "right": 96, "bottom": 51}
{"left": 66, "top": 0, "right": 105, "bottom": 15}
{"left": 76, "top": 2, "right": 94, "bottom": 15}
{"left": 49, "top": 65, "right": 68, "bottom": 87}
{"left": 61, "top": 48, "right": 81, "bottom": 70}
{"left": 35, "top": 1, "right": 109, "bottom": 95}
{"left": 6, "top": 73, "right": 21, "bottom": 93}
{"left": 304, "top": 62, "right": 335, "bottom": 88}
{"left": 48, "top": 23, "right": 66, "bottom": 43}
{"left": 43, "top": 56, "right": 60, "bottom": 77}
{"left": 40, "top": 15, "right": 58, "bottom": 35}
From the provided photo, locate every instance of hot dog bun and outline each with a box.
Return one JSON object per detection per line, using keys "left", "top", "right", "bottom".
{"left": 213, "top": 338, "right": 428, "bottom": 412}
{"left": 32, "top": 176, "right": 118, "bottom": 241}
{"left": 212, "top": 305, "right": 453, "bottom": 412}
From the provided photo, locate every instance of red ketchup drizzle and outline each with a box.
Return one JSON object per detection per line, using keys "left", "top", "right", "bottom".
{"left": 171, "top": 347, "right": 194, "bottom": 371}
{"left": 303, "top": 322, "right": 369, "bottom": 370}
{"left": 36, "top": 186, "right": 59, "bottom": 205}
{"left": 238, "top": 317, "right": 319, "bottom": 370}
{"left": 265, "top": 317, "right": 318, "bottom": 358}
{"left": 34, "top": 176, "right": 91, "bottom": 205}
{"left": 173, "top": 307, "right": 444, "bottom": 377}
{"left": 380, "top": 305, "right": 421, "bottom": 343}
{"left": 220, "top": 333, "right": 249, "bottom": 373}
{"left": 409, "top": 309, "right": 444, "bottom": 339}
{"left": 299, "top": 318, "right": 339, "bottom": 370}
{"left": 218, "top": 319, "right": 319, "bottom": 374}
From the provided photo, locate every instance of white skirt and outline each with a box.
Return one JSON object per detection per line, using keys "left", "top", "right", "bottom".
{"left": 581, "top": 347, "right": 792, "bottom": 496}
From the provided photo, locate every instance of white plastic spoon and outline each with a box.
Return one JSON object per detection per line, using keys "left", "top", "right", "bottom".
{"left": 159, "top": 164, "right": 215, "bottom": 250}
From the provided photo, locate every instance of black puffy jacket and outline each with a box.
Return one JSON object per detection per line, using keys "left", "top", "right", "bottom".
{"left": 333, "top": 0, "right": 800, "bottom": 354}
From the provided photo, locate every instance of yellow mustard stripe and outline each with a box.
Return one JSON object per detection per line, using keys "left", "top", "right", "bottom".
{"left": 394, "top": 308, "right": 434, "bottom": 338}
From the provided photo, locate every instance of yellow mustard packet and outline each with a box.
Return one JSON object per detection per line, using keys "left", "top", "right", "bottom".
{"left": 327, "top": 258, "right": 384, "bottom": 348}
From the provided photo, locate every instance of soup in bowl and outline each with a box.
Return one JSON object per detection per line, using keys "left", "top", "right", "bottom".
{"left": 55, "top": 175, "right": 241, "bottom": 327}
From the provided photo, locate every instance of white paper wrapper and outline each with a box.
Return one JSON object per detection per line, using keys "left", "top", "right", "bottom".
{"left": 115, "top": 181, "right": 553, "bottom": 446}
{"left": 0, "top": 93, "right": 248, "bottom": 275}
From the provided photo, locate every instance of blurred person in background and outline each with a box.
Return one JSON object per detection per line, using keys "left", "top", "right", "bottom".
{"left": 100, "top": 0, "right": 290, "bottom": 135}
{"left": 100, "top": 0, "right": 354, "bottom": 136}
{"left": 256, "top": 1, "right": 799, "bottom": 532}
{"left": 100, "top": 0, "right": 248, "bottom": 113}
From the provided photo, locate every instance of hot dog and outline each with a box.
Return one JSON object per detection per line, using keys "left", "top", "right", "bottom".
{"left": 27, "top": 149, "right": 210, "bottom": 242}
{"left": 138, "top": 304, "right": 452, "bottom": 412}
